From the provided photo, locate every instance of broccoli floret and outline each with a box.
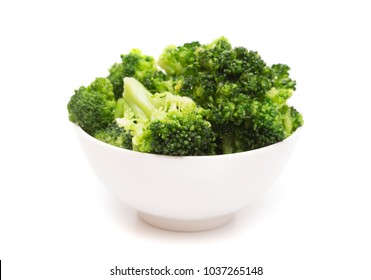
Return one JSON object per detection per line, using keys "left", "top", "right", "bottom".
{"left": 155, "top": 37, "right": 303, "bottom": 153}
{"left": 158, "top": 41, "right": 201, "bottom": 76}
{"left": 215, "top": 98, "right": 282, "bottom": 153}
{"left": 116, "top": 77, "right": 216, "bottom": 156}
{"left": 94, "top": 123, "right": 132, "bottom": 150}
{"left": 280, "top": 105, "right": 304, "bottom": 137}
{"left": 67, "top": 78, "right": 116, "bottom": 135}
{"left": 107, "top": 49, "right": 158, "bottom": 99}
{"left": 68, "top": 37, "right": 303, "bottom": 155}
{"left": 271, "top": 64, "right": 296, "bottom": 90}
{"left": 106, "top": 62, "right": 125, "bottom": 100}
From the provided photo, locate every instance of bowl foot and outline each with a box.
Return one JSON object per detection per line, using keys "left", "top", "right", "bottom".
{"left": 138, "top": 212, "right": 233, "bottom": 232}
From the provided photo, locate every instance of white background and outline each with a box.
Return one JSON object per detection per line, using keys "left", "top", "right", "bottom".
{"left": 0, "top": 0, "right": 370, "bottom": 279}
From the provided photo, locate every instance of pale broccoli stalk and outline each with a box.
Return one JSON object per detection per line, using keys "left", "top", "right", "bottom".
{"left": 116, "top": 78, "right": 216, "bottom": 156}
{"left": 107, "top": 49, "right": 160, "bottom": 99}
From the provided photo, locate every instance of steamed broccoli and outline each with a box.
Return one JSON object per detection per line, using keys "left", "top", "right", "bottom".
{"left": 94, "top": 123, "right": 132, "bottom": 149}
{"left": 116, "top": 77, "right": 216, "bottom": 156}
{"left": 158, "top": 41, "right": 201, "bottom": 75}
{"left": 68, "top": 37, "right": 303, "bottom": 155}
{"left": 107, "top": 49, "right": 160, "bottom": 99}
{"left": 67, "top": 77, "right": 117, "bottom": 135}
{"left": 154, "top": 37, "right": 303, "bottom": 153}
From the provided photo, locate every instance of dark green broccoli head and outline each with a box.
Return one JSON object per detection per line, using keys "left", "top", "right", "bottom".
{"left": 193, "top": 37, "right": 233, "bottom": 73}
{"left": 280, "top": 105, "right": 304, "bottom": 137}
{"left": 144, "top": 111, "right": 216, "bottom": 156}
{"left": 106, "top": 62, "right": 125, "bottom": 100}
{"left": 67, "top": 78, "right": 116, "bottom": 135}
{"left": 94, "top": 123, "right": 132, "bottom": 150}
{"left": 271, "top": 64, "right": 296, "bottom": 90}
{"left": 117, "top": 77, "right": 216, "bottom": 156}
{"left": 107, "top": 49, "right": 158, "bottom": 99}
{"left": 218, "top": 97, "right": 303, "bottom": 153}
{"left": 245, "top": 98, "right": 286, "bottom": 148}
{"left": 155, "top": 37, "right": 303, "bottom": 153}
{"left": 158, "top": 41, "right": 201, "bottom": 76}
{"left": 68, "top": 37, "right": 303, "bottom": 155}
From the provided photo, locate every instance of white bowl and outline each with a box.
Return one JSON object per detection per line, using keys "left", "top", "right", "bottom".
{"left": 75, "top": 125, "right": 301, "bottom": 231}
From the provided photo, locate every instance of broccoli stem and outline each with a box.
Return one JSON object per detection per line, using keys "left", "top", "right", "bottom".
{"left": 222, "top": 136, "right": 234, "bottom": 154}
{"left": 114, "top": 98, "right": 125, "bottom": 118}
{"left": 123, "top": 77, "right": 156, "bottom": 119}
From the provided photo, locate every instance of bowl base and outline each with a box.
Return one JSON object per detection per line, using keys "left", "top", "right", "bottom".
{"left": 138, "top": 212, "right": 233, "bottom": 232}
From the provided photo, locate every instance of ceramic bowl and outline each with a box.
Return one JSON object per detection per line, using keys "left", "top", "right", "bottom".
{"left": 75, "top": 125, "right": 301, "bottom": 231}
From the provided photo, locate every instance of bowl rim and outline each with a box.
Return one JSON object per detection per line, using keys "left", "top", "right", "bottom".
{"left": 74, "top": 124, "right": 302, "bottom": 160}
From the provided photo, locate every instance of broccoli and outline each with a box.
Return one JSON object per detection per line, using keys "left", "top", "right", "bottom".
{"left": 154, "top": 37, "right": 303, "bottom": 153}
{"left": 116, "top": 77, "right": 216, "bottom": 156}
{"left": 67, "top": 77, "right": 117, "bottom": 135}
{"left": 158, "top": 41, "right": 201, "bottom": 75}
{"left": 94, "top": 123, "right": 132, "bottom": 150}
{"left": 107, "top": 49, "right": 160, "bottom": 99}
{"left": 68, "top": 37, "right": 303, "bottom": 155}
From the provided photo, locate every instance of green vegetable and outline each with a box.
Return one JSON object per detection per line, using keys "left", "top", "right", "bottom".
{"left": 154, "top": 37, "right": 303, "bottom": 153}
{"left": 116, "top": 77, "right": 216, "bottom": 156}
{"left": 67, "top": 37, "right": 303, "bottom": 155}
{"left": 67, "top": 77, "right": 117, "bottom": 135}
{"left": 94, "top": 123, "right": 132, "bottom": 150}
{"left": 107, "top": 49, "right": 160, "bottom": 99}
